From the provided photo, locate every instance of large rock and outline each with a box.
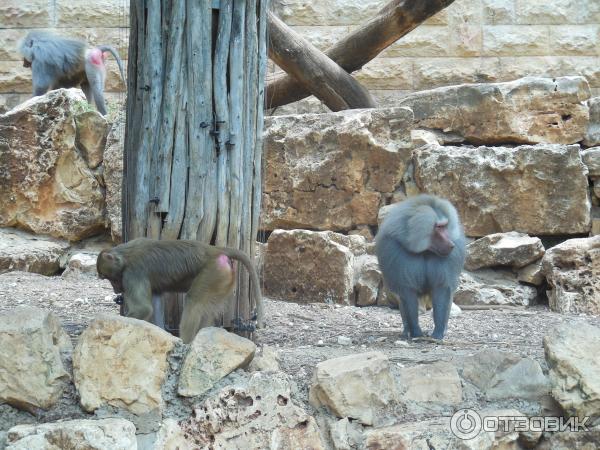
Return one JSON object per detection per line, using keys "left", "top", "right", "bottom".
{"left": 73, "top": 314, "right": 178, "bottom": 416}
{"left": 152, "top": 419, "right": 192, "bottom": 450}
{"left": 541, "top": 236, "right": 600, "bottom": 315}
{"left": 536, "top": 426, "right": 600, "bottom": 450}
{"left": 414, "top": 143, "right": 591, "bottom": 236}
{"left": 353, "top": 254, "right": 383, "bottom": 306}
{"left": 581, "top": 146, "right": 600, "bottom": 177}
{"left": 61, "top": 251, "right": 98, "bottom": 278}
{"left": 262, "top": 107, "right": 413, "bottom": 232}
{"left": 0, "top": 228, "right": 69, "bottom": 275}
{"left": 178, "top": 327, "right": 256, "bottom": 397}
{"left": 365, "top": 411, "right": 528, "bottom": 450}
{"left": 465, "top": 232, "right": 545, "bottom": 270}
{"left": 397, "top": 362, "right": 462, "bottom": 407}
{"left": 584, "top": 97, "right": 600, "bottom": 146}
{"left": 462, "top": 349, "right": 549, "bottom": 400}
{"left": 309, "top": 352, "right": 397, "bottom": 426}
{"left": 180, "top": 372, "right": 324, "bottom": 449}
{"left": 454, "top": 269, "right": 538, "bottom": 306}
{"left": 6, "top": 418, "right": 137, "bottom": 450}
{"left": 0, "top": 306, "right": 71, "bottom": 412}
{"left": 0, "top": 89, "right": 108, "bottom": 241}
{"left": 74, "top": 111, "right": 108, "bottom": 169}
{"left": 264, "top": 229, "right": 355, "bottom": 304}
{"left": 398, "top": 76, "right": 590, "bottom": 145}
{"left": 103, "top": 110, "right": 125, "bottom": 242}
{"left": 544, "top": 323, "right": 600, "bottom": 424}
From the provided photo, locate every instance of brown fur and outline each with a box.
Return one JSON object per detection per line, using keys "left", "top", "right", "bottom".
{"left": 97, "top": 238, "right": 264, "bottom": 343}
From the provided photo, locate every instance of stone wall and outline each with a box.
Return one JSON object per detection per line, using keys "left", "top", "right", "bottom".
{"left": 270, "top": 0, "right": 600, "bottom": 113}
{"left": 0, "top": 0, "right": 129, "bottom": 113}
{"left": 1, "top": 0, "right": 598, "bottom": 114}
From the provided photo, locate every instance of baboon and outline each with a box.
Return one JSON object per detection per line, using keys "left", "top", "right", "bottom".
{"left": 96, "top": 238, "right": 264, "bottom": 343}
{"left": 375, "top": 194, "right": 466, "bottom": 340}
{"left": 19, "top": 31, "right": 125, "bottom": 115}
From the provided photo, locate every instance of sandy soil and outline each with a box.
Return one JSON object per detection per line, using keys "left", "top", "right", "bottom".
{"left": 2, "top": 269, "right": 599, "bottom": 401}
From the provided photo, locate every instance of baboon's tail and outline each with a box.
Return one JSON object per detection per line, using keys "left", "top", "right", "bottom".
{"left": 98, "top": 45, "right": 126, "bottom": 83}
{"left": 219, "top": 247, "right": 265, "bottom": 329}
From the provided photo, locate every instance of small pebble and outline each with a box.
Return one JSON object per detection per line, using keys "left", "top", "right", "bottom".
{"left": 337, "top": 336, "right": 352, "bottom": 346}
{"left": 395, "top": 340, "right": 409, "bottom": 347}
{"left": 316, "top": 340, "right": 325, "bottom": 347}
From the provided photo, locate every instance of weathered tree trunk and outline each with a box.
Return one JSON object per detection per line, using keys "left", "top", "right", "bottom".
{"left": 266, "top": 0, "right": 456, "bottom": 109}
{"left": 268, "top": 12, "right": 376, "bottom": 111}
{"left": 124, "top": 0, "right": 269, "bottom": 336}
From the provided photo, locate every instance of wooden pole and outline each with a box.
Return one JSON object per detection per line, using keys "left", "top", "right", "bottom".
{"left": 266, "top": 0, "right": 456, "bottom": 109}
{"left": 123, "top": 0, "right": 267, "bottom": 337}
{"left": 268, "top": 12, "right": 376, "bottom": 111}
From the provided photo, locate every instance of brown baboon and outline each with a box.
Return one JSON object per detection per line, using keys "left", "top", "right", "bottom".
{"left": 96, "top": 238, "right": 264, "bottom": 343}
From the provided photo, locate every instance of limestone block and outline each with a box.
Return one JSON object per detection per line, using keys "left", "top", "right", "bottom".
{"left": 103, "top": 109, "right": 125, "bottom": 242}
{"left": 544, "top": 323, "right": 600, "bottom": 423}
{"left": 414, "top": 144, "right": 591, "bottom": 236}
{"left": 178, "top": 327, "right": 256, "bottom": 397}
{"left": 401, "top": 76, "right": 590, "bottom": 145}
{"left": 0, "top": 306, "right": 71, "bottom": 412}
{"left": 6, "top": 418, "right": 136, "bottom": 450}
{"left": 272, "top": 0, "right": 382, "bottom": 26}
{"left": 75, "top": 111, "right": 109, "bottom": 169}
{"left": 262, "top": 107, "right": 413, "bottom": 231}
{"left": 309, "top": 351, "right": 397, "bottom": 426}
{"left": 181, "top": 372, "right": 324, "bottom": 449}
{"left": 73, "top": 314, "right": 178, "bottom": 415}
{"left": 264, "top": 230, "right": 355, "bottom": 304}
{"left": 0, "top": 89, "right": 105, "bottom": 240}
{"left": 397, "top": 362, "right": 462, "bottom": 406}
{"left": 0, "top": 228, "right": 69, "bottom": 275}
{"left": 462, "top": 349, "right": 550, "bottom": 400}
{"left": 584, "top": 97, "right": 600, "bottom": 146}
{"left": 455, "top": 270, "right": 538, "bottom": 307}
{"left": 0, "top": 0, "right": 51, "bottom": 28}
{"left": 542, "top": 236, "right": 600, "bottom": 315}
{"left": 465, "top": 232, "right": 545, "bottom": 271}
{"left": 483, "top": 25, "right": 549, "bottom": 56}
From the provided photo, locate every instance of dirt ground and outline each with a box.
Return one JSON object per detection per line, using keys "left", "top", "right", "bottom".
{"left": 2, "top": 269, "right": 600, "bottom": 402}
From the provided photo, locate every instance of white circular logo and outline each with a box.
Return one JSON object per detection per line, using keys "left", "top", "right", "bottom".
{"left": 450, "top": 409, "right": 482, "bottom": 440}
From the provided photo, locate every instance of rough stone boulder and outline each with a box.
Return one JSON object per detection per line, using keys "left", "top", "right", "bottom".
{"left": 462, "top": 349, "right": 549, "bottom": 400}
{"left": 103, "top": 109, "right": 125, "bottom": 242}
{"left": 73, "top": 314, "right": 178, "bottom": 416}
{"left": 262, "top": 107, "right": 414, "bottom": 232}
{"left": 6, "top": 418, "right": 137, "bottom": 450}
{"left": 264, "top": 229, "right": 355, "bottom": 304}
{"left": 415, "top": 143, "right": 590, "bottom": 236}
{"left": 309, "top": 351, "right": 397, "bottom": 426}
{"left": 544, "top": 323, "right": 600, "bottom": 424}
{"left": 181, "top": 372, "right": 324, "bottom": 449}
{"left": 178, "top": 327, "right": 256, "bottom": 397}
{"left": 0, "top": 228, "right": 69, "bottom": 275}
{"left": 0, "top": 306, "right": 71, "bottom": 412}
{"left": 365, "top": 410, "right": 530, "bottom": 450}
{"left": 398, "top": 76, "right": 590, "bottom": 145}
{"left": 454, "top": 270, "right": 538, "bottom": 306}
{"left": 0, "top": 89, "right": 108, "bottom": 241}
{"left": 353, "top": 254, "right": 383, "bottom": 306}
{"left": 541, "top": 236, "right": 600, "bottom": 315}
{"left": 584, "top": 96, "right": 600, "bottom": 146}
{"left": 61, "top": 252, "right": 99, "bottom": 278}
{"left": 465, "top": 232, "right": 545, "bottom": 271}
{"left": 397, "top": 361, "right": 462, "bottom": 409}
{"left": 581, "top": 146, "right": 600, "bottom": 176}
